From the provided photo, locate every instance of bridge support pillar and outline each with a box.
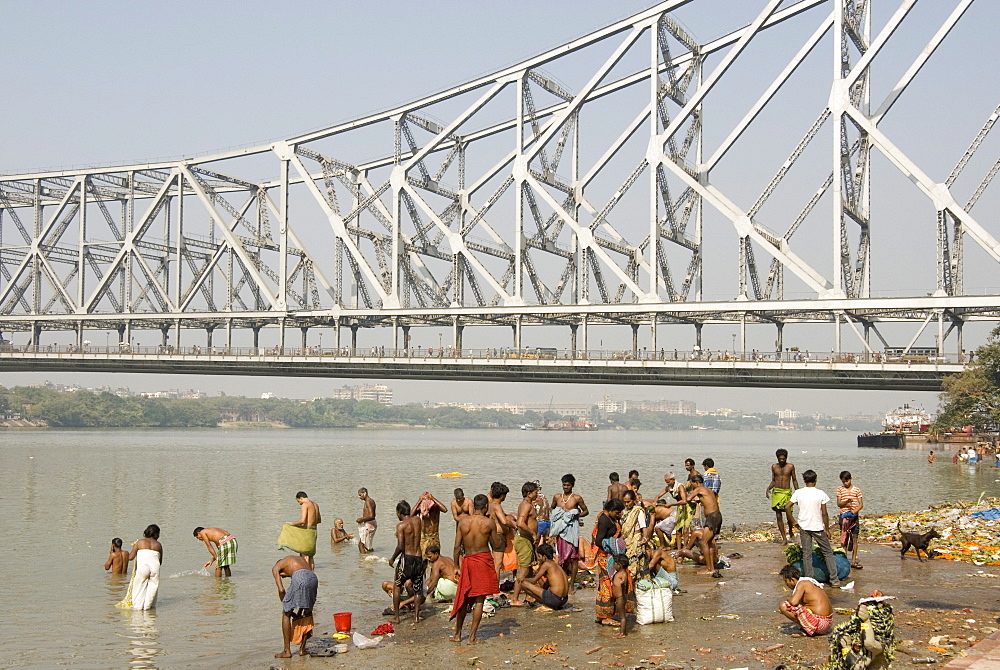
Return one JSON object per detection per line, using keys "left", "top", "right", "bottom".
{"left": 631, "top": 324, "right": 639, "bottom": 357}
{"left": 335, "top": 320, "right": 342, "bottom": 349}
{"left": 30, "top": 322, "right": 41, "bottom": 350}
{"left": 775, "top": 322, "right": 783, "bottom": 357}
{"left": 581, "top": 316, "right": 588, "bottom": 355}
{"left": 279, "top": 319, "right": 286, "bottom": 353}
{"left": 695, "top": 323, "right": 703, "bottom": 350}
{"left": 393, "top": 317, "right": 400, "bottom": 351}
{"left": 160, "top": 325, "right": 169, "bottom": 348}
{"left": 570, "top": 324, "right": 578, "bottom": 356}
{"left": 226, "top": 320, "right": 232, "bottom": 350}
{"left": 76, "top": 321, "right": 84, "bottom": 349}
{"left": 301, "top": 327, "right": 308, "bottom": 351}
{"left": 834, "top": 313, "right": 841, "bottom": 355}
{"left": 117, "top": 324, "right": 126, "bottom": 350}
{"left": 174, "top": 319, "right": 181, "bottom": 350}
{"left": 863, "top": 322, "right": 870, "bottom": 362}
{"left": 206, "top": 326, "right": 214, "bottom": 349}
{"left": 454, "top": 321, "right": 463, "bottom": 353}
{"left": 350, "top": 324, "right": 358, "bottom": 353}
{"left": 252, "top": 324, "right": 261, "bottom": 352}
{"left": 124, "top": 321, "right": 132, "bottom": 348}
{"left": 402, "top": 325, "right": 410, "bottom": 351}
{"left": 957, "top": 321, "right": 964, "bottom": 361}
{"left": 650, "top": 318, "right": 657, "bottom": 357}
{"left": 513, "top": 316, "right": 522, "bottom": 349}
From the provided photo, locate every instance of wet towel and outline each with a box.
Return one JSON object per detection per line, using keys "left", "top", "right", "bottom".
{"left": 450, "top": 552, "right": 499, "bottom": 620}
{"left": 278, "top": 524, "right": 318, "bottom": 557}
{"left": 548, "top": 506, "right": 580, "bottom": 545}
{"left": 282, "top": 569, "right": 318, "bottom": 615}
{"left": 417, "top": 495, "right": 437, "bottom": 517}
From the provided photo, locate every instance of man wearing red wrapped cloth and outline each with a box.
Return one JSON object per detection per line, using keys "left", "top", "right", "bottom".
{"left": 450, "top": 494, "right": 505, "bottom": 644}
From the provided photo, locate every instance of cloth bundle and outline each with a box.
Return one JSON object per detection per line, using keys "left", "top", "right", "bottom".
{"left": 635, "top": 575, "right": 674, "bottom": 625}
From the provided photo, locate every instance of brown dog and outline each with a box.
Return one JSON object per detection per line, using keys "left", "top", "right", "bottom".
{"left": 898, "top": 524, "right": 940, "bottom": 562}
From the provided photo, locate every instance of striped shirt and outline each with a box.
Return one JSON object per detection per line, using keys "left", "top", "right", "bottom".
{"left": 836, "top": 485, "right": 863, "bottom": 514}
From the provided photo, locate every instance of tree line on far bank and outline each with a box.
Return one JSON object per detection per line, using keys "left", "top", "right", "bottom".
{"left": 0, "top": 385, "right": 877, "bottom": 431}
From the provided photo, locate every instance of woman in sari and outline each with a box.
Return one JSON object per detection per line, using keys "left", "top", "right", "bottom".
{"left": 620, "top": 491, "right": 648, "bottom": 580}
{"left": 593, "top": 498, "right": 632, "bottom": 626}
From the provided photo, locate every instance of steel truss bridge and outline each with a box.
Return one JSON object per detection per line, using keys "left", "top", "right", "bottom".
{"left": 0, "top": 0, "right": 996, "bottom": 391}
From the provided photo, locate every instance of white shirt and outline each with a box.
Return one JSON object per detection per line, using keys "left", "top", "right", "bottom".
{"left": 790, "top": 486, "right": 830, "bottom": 531}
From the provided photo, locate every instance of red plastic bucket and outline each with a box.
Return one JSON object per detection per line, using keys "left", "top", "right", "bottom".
{"left": 333, "top": 612, "right": 352, "bottom": 632}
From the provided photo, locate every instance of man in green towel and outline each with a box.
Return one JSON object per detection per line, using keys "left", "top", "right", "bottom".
{"left": 193, "top": 526, "right": 238, "bottom": 577}
{"left": 765, "top": 449, "right": 798, "bottom": 545}
{"left": 279, "top": 491, "right": 321, "bottom": 569}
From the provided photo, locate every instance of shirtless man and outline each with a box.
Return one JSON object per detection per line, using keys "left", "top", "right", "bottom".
{"left": 509, "top": 482, "right": 539, "bottom": 605}
{"left": 389, "top": 500, "right": 425, "bottom": 625}
{"left": 288, "top": 492, "right": 321, "bottom": 570}
{"left": 513, "top": 543, "right": 570, "bottom": 610}
{"left": 356, "top": 488, "right": 377, "bottom": 554}
{"left": 765, "top": 448, "right": 799, "bottom": 544}
{"left": 411, "top": 491, "right": 448, "bottom": 558}
{"left": 451, "top": 494, "right": 504, "bottom": 644}
{"left": 104, "top": 537, "right": 130, "bottom": 574}
{"left": 778, "top": 564, "right": 834, "bottom": 636}
{"left": 330, "top": 518, "right": 353, "bottom": 544}
{"left": 193, "top": 527, "right": 238, "bottom": 577}
{"left": 272, "top": 555, "right": 318, "bottom": 658}
{"left": 487, "top": 481, "right": 515, "bottom": 580}
{"left": 652, "top": 471, "right": 688, "bottom": 547}
{"left": 646, "top": 544, "right": 680, "bottom": 593}
{"left": 425, "top": 544, "right": 460, "bottom": 602}
{"left": 533, "top": 481, "right": 551, "bottom": 544}
{"left": 686, "top": 475, "right": 723, "bottom": 578}
{"left": 683, "top": 458, "right": 700, "bottom": 483}
{"left": 551, "top": 473, "right": 588, "bottom": 588}
{"left": 451, "top": 488, "right": 473, "bottom": 524}
{"left": 606, "top": 472, "right": 627, "bottom": 502}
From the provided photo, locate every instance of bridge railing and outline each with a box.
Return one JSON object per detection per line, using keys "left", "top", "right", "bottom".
{"left": 0, "top": 343, "right": 967, "bottom": 364}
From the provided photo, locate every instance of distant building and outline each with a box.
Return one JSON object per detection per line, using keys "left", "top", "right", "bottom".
{"left": 776, "top": 409, "right": 800, "bottom": 419}
{"left": 331, "top": 384, "right": 393, "bottom": 406}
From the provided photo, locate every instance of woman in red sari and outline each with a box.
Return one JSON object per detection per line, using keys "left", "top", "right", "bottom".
{"left": 593, "top": 498, "right": 631, "bottom": 625}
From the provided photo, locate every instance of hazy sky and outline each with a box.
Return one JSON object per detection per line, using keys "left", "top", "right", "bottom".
{"left": 3, "top": 0, "right": 996, "bottom": 415}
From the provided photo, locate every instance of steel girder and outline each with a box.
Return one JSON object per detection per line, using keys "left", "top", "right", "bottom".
{"left": 0, "top": 0, "right": 996, "bottom": 349}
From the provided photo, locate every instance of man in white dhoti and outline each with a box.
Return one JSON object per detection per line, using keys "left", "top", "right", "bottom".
{"left": 123, "top": 524, "right": 163, "bottom": 610}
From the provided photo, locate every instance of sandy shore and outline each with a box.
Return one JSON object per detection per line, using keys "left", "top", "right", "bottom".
{"left": 251, "top": 536, "right": 999, "bottom": 670}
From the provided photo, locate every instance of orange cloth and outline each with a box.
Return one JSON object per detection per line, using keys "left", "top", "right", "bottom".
{"left": 291, "top": 615, "right": 314, "bottom": 644}
{"left": 501, "top": 530, "right": 518, "bottom": 571}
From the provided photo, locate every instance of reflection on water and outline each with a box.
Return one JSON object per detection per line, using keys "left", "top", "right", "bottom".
{"left": 124, "top": 610, "right": 160, "bottom": 669}
{"left": 1, "top": 428, "right": 997, "bottom": 667}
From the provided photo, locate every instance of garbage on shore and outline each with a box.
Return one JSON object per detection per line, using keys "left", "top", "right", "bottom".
{"left": 730, "top": 498, "right": 1000, "bottom": 565}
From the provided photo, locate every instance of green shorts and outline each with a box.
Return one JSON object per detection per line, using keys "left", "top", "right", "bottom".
{"left": 771, "top": 487, "right": 792, "bottom": 512}
{"left": 513, "top": 534, "right": 535, "bottom": 569}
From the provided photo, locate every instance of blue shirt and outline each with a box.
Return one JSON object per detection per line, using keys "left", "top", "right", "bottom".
{"left": 703, "top": 469, "right": 721, "bottom": 495}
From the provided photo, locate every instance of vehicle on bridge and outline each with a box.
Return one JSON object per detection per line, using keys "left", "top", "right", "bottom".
{"left": 883, "top": 346, "right": 943, "bottom": 363}
{"left": 505, "top": 347, "right": 558, "bottom": 360}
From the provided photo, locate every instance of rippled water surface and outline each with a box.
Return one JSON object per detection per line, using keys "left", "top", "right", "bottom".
{"left": 1, "top": 428, "right": 996, "bottom": 668}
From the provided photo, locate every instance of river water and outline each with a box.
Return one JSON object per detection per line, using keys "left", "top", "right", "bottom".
{"left": 1, "top": 428, "right": 996, "bottom": 668}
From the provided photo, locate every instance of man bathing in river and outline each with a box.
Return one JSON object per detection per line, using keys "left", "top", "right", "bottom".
{"left": 451, "top": 494, "right": 504, "bottom": 645}
{"left": 105, "top": 537, "right": 130, "bottom": 575}
{"left": 356, "top": 488, "right": 377, "bottom": 554}
{"left": 606, "top": 472, "right": 627, "bottom": 502}
{"left": 766, "top": 448, "right": 799, "bottom": 544}
{"left": 330, "top": 518, "right": 353, "bottom": 544}
{"left": 193, "top": 527, "right": 238, "bottom": 577}
{"left": 278, "top": 492, "right": 320, "bottom": 570}
{"left": 487, "top": 482, "right": 515, "bottom": 580}
{"left": 272, "top": 555, "right": 318, "bottom": 658}
{"left": 389, "top": 500, "right": 425, "bottom": 625}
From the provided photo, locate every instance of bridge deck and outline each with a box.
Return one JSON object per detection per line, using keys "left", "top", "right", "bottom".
{"left": 0, "top": 350, "right": 962, "bottom": 391}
